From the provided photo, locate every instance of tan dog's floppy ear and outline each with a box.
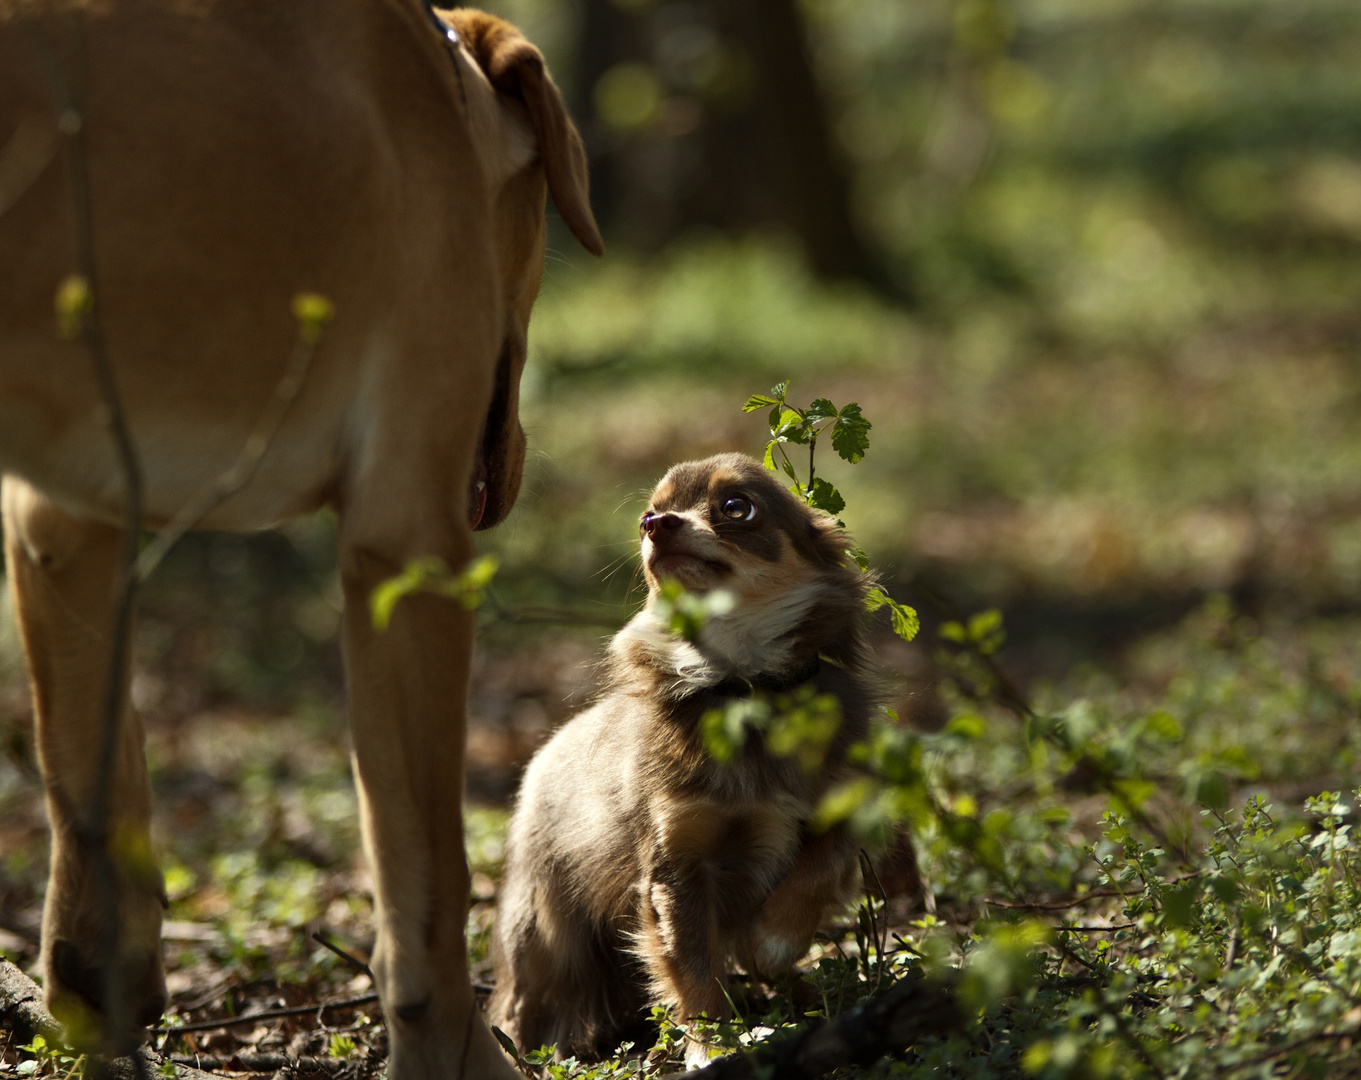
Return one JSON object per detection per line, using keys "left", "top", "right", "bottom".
{"left": 444, "top": 9, "right": 605, "bottom": 257}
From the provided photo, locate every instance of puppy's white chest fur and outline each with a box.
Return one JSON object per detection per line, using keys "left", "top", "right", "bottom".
{"left": 613, "top": 580, "right": 824, "bottom": 695}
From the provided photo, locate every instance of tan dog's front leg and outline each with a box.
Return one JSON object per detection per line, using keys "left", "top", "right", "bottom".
{"left": 1, "top": 477, "right": 166, "bottom": 1050}
{"left": 340, "top": 541, "right": 516, "bottom": 1080}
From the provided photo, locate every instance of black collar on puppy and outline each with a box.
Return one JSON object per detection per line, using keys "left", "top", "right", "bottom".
{"left": 706, "top": 658, "right": 824, "bottom": 700}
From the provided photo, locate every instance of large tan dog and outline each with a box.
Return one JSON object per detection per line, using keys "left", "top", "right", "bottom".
{"left": 0, "top": 3, "right": 601, "bottom": 1077}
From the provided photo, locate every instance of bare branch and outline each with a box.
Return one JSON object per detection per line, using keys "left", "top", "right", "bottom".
{"left": 0, "top": 958, "right": 63, "bottom": 1046}
{"left": 0, "top": 112, "right": 59, "bottom": 219}
{"left": 311, "top": 931, "right": 374, "bottom": 982}
{"left": 24, "top": 17, "right": 144, "bottom": 1051}
{"left": 164, "top": 1052, "right": 354, "bottom": 1074}
{"left": 134, "top": 299, "right": 329, "bottom": 583}
{"left": 148, "top": 995, "right": 380, "bottom": 1036}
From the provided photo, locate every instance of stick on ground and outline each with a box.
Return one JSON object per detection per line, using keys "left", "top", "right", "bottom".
{"left": 667, "top": 971, "right": 966, "bottom": 1080}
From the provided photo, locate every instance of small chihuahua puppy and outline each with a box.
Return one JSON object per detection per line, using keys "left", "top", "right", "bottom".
{"left": 490, "top": 453, "right": 883, "bottom": 1066}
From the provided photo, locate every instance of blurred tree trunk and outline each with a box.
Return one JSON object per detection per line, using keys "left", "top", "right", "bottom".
{"left": 569, "top": 0, "right": 633, "bottom": 243}
{"left": 712, "top": 0, "right": 888, "bottom": 289}
{"left": 573, "top": 0, "right": 906, "bottom": 300}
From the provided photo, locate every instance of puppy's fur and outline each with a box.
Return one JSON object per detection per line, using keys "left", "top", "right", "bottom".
{"left": 491, "top": 453, "right": 879, "bottom": 1065}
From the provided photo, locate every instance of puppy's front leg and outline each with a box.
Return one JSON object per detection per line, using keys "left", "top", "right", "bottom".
{"left": 742, "top": 826, "right": 858, "bottom": 979}
{"left": 637, "top": 864, "right": 730, "bottom": 1070}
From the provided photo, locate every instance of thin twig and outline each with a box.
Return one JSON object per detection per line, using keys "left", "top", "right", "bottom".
{"left": 1052, "top": 936, "right": 1102, "bottom": 975}
{"left": 149, "top": 995, "right": 380, "bottom": 1036}
{"left": 1211, "top": 1029, "right": 1358, "bottom": 1074}
{"left": 0, "top": 112, "right": 59, "bottom": 219}
{"left": 858, "top": 852, "right": 890, "bottom": 993}
{"left": 134, "top": 323, "right": 322, "bottom": 582}
{"left": 25, "top": 18, "right": 144, "bottom": 1051}
{"left": 982, "top": 872, "right": 1203, "bottom": 913}
{"left": 310, "top": 932, "right": 373, "bottom": 981}
{"left": 165, "top": 1053, "right": 351, "bottom": 1074}
{"left": 1057, "top": 924, "right": 1136, "bottom": 932}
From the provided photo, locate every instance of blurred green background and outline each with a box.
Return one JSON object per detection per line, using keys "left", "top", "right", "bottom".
{"left": 5, "top": 0, "right": 1361, "bottom": 950}
{"left": 487, "top": 0, "right": 1361, "bottom": 652}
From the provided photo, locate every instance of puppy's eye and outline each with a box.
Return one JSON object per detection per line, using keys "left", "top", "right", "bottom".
{"left": 719, "top": 495, "right": 756, "bottom": 522}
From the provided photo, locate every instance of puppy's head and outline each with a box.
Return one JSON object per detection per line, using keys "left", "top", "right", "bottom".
{"left": 641, "top": 454, "right": 852, "bottom": 593}
{"left": 632, "top": 453, "right": 869, "bottom": 681}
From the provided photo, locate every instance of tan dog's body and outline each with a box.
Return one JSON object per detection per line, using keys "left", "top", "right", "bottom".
{"left": 0, "top": 4, "right": 600, "bottom": 1076}
{"left": 491, "top": 455, "right": 878, "bottom": 1068}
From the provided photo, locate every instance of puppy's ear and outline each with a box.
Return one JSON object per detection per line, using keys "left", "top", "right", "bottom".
{"left": 443, "top": 9, "right": 605, "bottom": 257}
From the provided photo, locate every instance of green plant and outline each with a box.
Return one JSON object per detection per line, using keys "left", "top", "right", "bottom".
{"left": 15, "top": 1036, "right": 84, "bottom": 1080}
{"left": 369, "top": 554, "right": 499, "bottom": 630}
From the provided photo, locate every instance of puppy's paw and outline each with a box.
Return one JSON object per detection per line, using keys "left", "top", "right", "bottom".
{"left": 683, "top": 1033, "right": 716, "bottom": 1072}
{"left": 751, "top": 930, "right": 809, "bottom": 979}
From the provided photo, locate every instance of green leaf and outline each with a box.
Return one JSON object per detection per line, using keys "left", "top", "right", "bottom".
{"left": 867, "top": 587, "right": 919, "bottom": 642}
{"left": 889, "top": 601, "right": 920, "bottom": 642}
{"left": 1161, "top": 881, "right": 1201, "bottom": 929}
{"left": 774, "top": 408, "right": 810, "bottom": 443}
{"left": 291, "top": 292, "right": 335, "bottom": 345}
{"left": 807, "top": 478, "right": 846, "bottom": 516}
{"left": 742, "top": 394, "right": 780, "bottom": 413}
{"left": 54, "top": 274, "right": 93, "bottom": 339}
{"left": 654, "top": 580, "right": 735, "bottom": 643}
{"left": 769, "top": 380, "right": 789, "bottom": 403}
{"left": 762, "top": 440, "right": 778, "bottom": 471}
{"left": 831, "top": 403, "right": 871, "bottom": 463}
{"left": 848, "top": 545, "right": 870, "bottom": 571}
{"left": 1195, "top": 770, "right": 1230, "bottom": 810}
{"left": 329, "top": 1034, "right": 356, "bottom": 1058}
{"left": 491, "top": 1028, "right": 521, "bottom": 1062}
{"left": 1144, "top": 710, "right": 1184, "bottom": 742}
{"left": 805, "top": 397, "right": 838, "bottom": 423}
{"left": 370, "top": 555, "right": 499, "bottom": 630}
{"left": 967, "top": 609, "right": 1006, "bottom": 654}
{"left": 702, "top": 697, "right": 769, "bottom": 765}
{"left": 1209, "top": 875, "right": 1241, "bottom": 904}
{"left": 811, "top": 777, "right": 875, "bottom": 833}
{"left": 945, "top": 714, "right": 987, "bottom": 740}
{"left": 1113, "top": 778, "right": 1157, "bottom": 810}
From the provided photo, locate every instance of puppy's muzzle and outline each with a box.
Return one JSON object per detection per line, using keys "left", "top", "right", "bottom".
{"left": 641, "top": 511, "right": 683, "bottom": 541}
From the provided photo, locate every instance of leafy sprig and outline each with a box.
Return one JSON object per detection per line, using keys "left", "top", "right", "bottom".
{"left": 369, "top": 555, "right": 499, "bottom": 631}
{"left": 745, "top": 380, "right": 917, "bottom": 644}
{"left": 743, "top": 381, "right": 870, "bottom": 519}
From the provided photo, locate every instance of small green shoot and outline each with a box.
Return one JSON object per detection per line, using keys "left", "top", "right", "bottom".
{"left": 370, "top": 554, "right": 499, "bottom": 631}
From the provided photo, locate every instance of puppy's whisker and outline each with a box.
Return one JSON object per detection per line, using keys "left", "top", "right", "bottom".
{"left": 596, "top": 552, "right": 638, "bottom": 587}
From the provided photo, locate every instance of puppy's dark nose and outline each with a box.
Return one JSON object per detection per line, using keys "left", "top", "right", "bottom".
{"left": 641, "top": 512, "right": 682, "bottom": 538}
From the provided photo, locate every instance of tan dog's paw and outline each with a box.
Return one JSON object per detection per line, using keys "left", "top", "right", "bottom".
{"left": 385, "top": 996, "right": 521, "bottom": 1080}
{"left": 46, "top": 938, "right": 166, "bottom": 1053}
